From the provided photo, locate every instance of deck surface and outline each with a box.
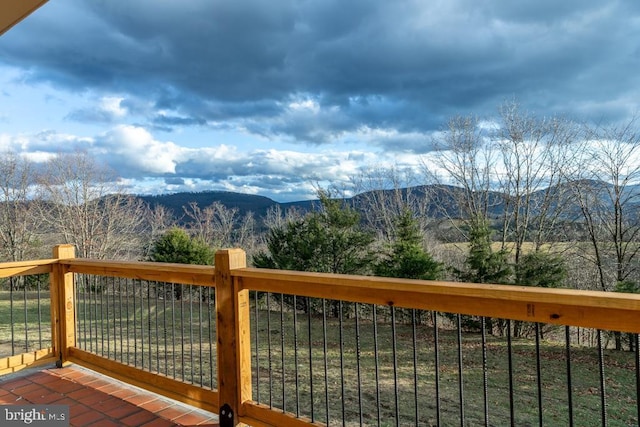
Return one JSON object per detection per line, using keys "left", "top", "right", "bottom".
{"left": 0, "top": 364, "right": 219, "bottom": 426}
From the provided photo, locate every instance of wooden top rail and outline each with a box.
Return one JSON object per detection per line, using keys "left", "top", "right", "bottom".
{"left": 0, "top": 259, "right": 57, "bottom": 279}
{"left": 235, "top": 267, "right": 640, "bottom": 334}
{"left": 60, "top": 259, "right": 216, "bottom": 287}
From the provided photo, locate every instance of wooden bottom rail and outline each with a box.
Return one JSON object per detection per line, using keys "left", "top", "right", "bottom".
{"left": 240, "top": 402, "right": 321, "bottom": 427}
{"left": 67, "top": 347, "right": 219, "bottom": 414}
{"left": 0, "top": 349, "right": 55, "bottom": 376}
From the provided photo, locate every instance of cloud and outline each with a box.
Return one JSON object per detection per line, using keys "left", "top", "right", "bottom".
{"left": 3, "top": 0, "right": 639, "bottom": 143}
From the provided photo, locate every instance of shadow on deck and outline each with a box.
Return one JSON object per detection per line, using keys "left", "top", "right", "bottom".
{"left": 0, "top": 364, "right": 219, "bottom": 427}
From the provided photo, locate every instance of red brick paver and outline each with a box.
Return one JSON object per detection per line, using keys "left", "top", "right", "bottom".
{"left": 0, "top": 364, "right": 219, "bottom": 427}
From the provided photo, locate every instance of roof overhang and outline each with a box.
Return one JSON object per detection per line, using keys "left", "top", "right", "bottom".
{"left": 0, "top": 0, "right": 49, "bottom": 37}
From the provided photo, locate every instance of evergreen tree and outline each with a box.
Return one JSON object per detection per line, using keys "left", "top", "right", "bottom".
{"left": 374, "top": 209, "right": 442, "bottom": 280}
{"left": 516, "top": 251, "right": 566, "bottom": 288}
{"left": 253, "top": 192, "right": 374, "bottom": 315}
{"left": 148, "top": 227, "right": 214, "bottom": 299}
{"left": 254, "top": 192, "right": 374, "bottom": 275}
{"left": 461, "top": 217, "right": 511, "bottom": 284}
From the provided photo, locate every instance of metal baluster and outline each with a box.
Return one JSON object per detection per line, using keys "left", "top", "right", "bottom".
{"left": 635, "top": 334, "right": 640, "bottom": 425}
{"left": 37, "top": 276, "right": 43, "bottom": 348}
{"left": 163, "top": 282, "right": 169, "bottom": 377}
{"left": 323, "top": 299, "right": 329, "bottom": 426}
{"left": 208, "top": 287, "right": 214, "bottom": 389}
{"left": 189, "top": 285, "right": 195, "bottom": 384}
{"left": 9, "top": 277, "right": 14, "bottom": 355}
{"left": 339, "top": 301, "right": 346, "bottom": 426}
{"left": 255, "top": 291, "right": 261, "bottom": 403}
{"left": 433, "top": 311, "right": 441, "bottom": 427}
{"left": 535, "top": 323, "right": 543, "bottom": 426}
{"left": 507, "top": 319, "right": 514, "bottom": 426}
{"left": 133, "top": 278, "right": 137, "bottom": 367}
{"left": 392, "top": 307, "right": 399, "bottom": 426}
{"left": 23, "top": 277, "right": 28, "bottom": 352}
{"left": 597, "top": 330, "right": 607, "bottom": 426}
{"left": 267, "top": 292, "right": 273, "bottom": 408}
{"left": 199, "top": 286, "right": 204, "bottom": 386}
{"left": 482, "top": 317, "right": 489, "bottom": 427}
{"left": 412, "top": 309, "right": 419, "bottom": 426}
{"left": 355, "top": 303, "right": 363, "bottom": 426}
{"left": 308, "top": 297, "right": 314, "bottom": 423}
{"left": 373, "top": 305, "right": 381, "bottom": 427}
{"left": 171, "top": 283, "right": 177, "bottom": 379}
{"left": 180, "top": 285, "right": 185, "bottom": 381}
{"left": 457, "top": 314, "right": 465, "bottom": 427}
{"left": 281, "top": 294, "right": 286, "bottom": 413}
{"left": 293, "top": 295, "right": 300, "bottom": 417}
{"left": 565, "top": 326, "right": 574, "bottom": 427}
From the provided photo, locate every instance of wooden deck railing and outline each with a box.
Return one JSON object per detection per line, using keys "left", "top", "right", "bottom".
{"left": 1, "top": 245, "right": 640, "bottom": 426}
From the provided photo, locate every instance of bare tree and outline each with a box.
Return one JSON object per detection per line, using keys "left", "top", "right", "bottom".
{"left": 567, "top": 118, "right": 640, "bottom": 292}
{"left": 182, "top": 201, "right": 258, "bottom": 252}
{"left": 36, "top": 152, "right": 147, "bottom": 259}
{"left": 495, "top": 101, "right": 580, "bottom": 265}
{"left": 350, "top": 165, "right": 433, "bottom": 244}
{"left": 0, "top": 152, "right": 40, "bottom": 261}
{"left": 422, "top": 114, "right": 499, "bottom": 240}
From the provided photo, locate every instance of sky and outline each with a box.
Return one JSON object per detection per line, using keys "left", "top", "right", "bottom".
{"left": 1, "top": 1, "right": 639, "bottom": 202}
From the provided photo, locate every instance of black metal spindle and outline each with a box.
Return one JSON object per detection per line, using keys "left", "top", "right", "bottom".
{"left": 535, "top": 323, "right": 543, "bottom": 427}
{"left": 199, "top": 286, "right": 204, "bottom": 386}
{"left": 565, "top": 326, "right": 574, "bottom": 427}
{"left": 412, "top": 309, "right": 419, "bottom": 426}
{"left": 100, "top": 277, "right": 105, "bottom": 356}
{"left": 172, "top": 283, "right": 177, "bottom": 379}
{"left": 266, "top": 292, "right": 273, "bottom": 408}
{"left": 105, "top": 277, "right": 110, "bottom": 358}
{"left": 23, "top": 278, "right": 28, "bottom": 352}
{"left": 293, "top": 295, "right": 300, "bottom": 417}
{"left": 37, "top": 276, "right": 43, "bottom": 348}
{"left": 355, "top": 304, "right": 363, "bottom": 426}
{"left": 189, "top": 285, "right": 195, "bottom": 384}
{"left": 373, "top": 305, "right": 381, "bottom": 427}
{"left": 391, "top": 307, "right": 399, "bottom": 427}
{"left": 433, "top": 311, "right": 441, "bottom": 427}
{"left": 597, "top": 330, "right": 607, "bottom": 426}
{"left": 457, "top": 314, "right": 465, "bottom": 427}
{"left": 156, "top": 282, "right": 161, "bottom": 375}
{"left": 507, "top": 319, "right": 514, "bottom": 426}
{"left": 323, "top": 299, "right": 329, "bottom": 426}
{"left": 308, "top": 297, "right": 314, "bottom": 423}
{"left": 481, "top": 317, "right": 489, "bottom": 427}
{"left": 635, "top": 334, "right": 640, "bottom": 425}
{"left": 9, "top": 277, "right": 14, "bottom": 355}
{"left": 163, "top": 282, "right": 169, "bottom": 377}
{"left": 125, "top": 278, "right": 131, "bottom": 365}
{"left": 339, "top": 301, "right": 346, "bottom": 426}
{"left": 208, "top": 287, "right": 214, "bottom": 389}
{"left": 141, "top": 280, "right": 146, "bottom": 369}
{"left": 180, "top": 285, "right": 185, "bottom": 381}
{"left": 131, "top": 280, "right": 138, "bottom": 368}
{"left": 280, "top": 294, "right": 286, "bottom": 413}
{"left": 255, "top": 291, "right": 261, "bottom": 402}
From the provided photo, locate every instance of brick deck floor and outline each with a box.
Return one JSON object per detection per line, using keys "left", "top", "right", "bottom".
{"left": 0, "top": 364, "right": 219, "bottom": 427}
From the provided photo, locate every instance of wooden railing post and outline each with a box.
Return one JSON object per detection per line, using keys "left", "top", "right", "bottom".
{"left": 215, "top": 249, "right": 251, "bottom": 426}
{"left": 51, "top": 244, "right": 76, "bottom": 367}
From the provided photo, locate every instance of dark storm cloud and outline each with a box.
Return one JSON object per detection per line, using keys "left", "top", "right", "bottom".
{"left": 2, "top": 0, "right": 640, "bottom": 147}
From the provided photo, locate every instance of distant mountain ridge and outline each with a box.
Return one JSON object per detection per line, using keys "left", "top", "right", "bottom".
{"left": 135, "top": 181, "right": 640, "bottom": 223}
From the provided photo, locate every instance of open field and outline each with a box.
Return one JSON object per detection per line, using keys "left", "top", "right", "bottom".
{"left": 58, "top": 286, "right": 640, "bottom": 426}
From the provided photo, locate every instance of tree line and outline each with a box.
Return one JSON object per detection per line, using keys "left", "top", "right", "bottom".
{"left": 2, "top": 102, "right": 640, "bottom": 324}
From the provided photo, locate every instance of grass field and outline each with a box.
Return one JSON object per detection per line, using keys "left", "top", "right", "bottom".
{"left": 1, "top": 287, "right": 638, "bottom": 426}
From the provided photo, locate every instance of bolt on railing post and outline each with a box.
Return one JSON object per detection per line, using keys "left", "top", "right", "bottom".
{"left": 51, "top": 244, "right": 76, "bottom": 367}
{"left": 215, "top": 249, "right": 251, "bottom": 426}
